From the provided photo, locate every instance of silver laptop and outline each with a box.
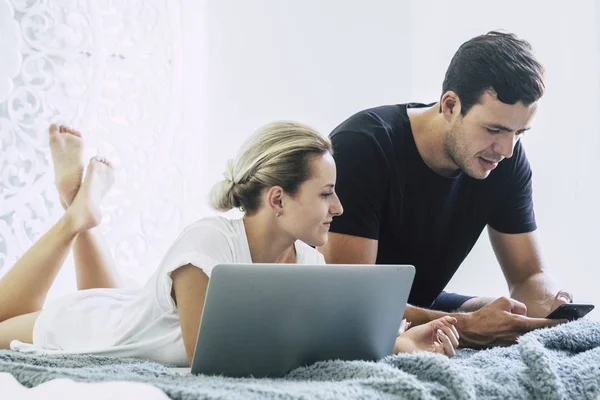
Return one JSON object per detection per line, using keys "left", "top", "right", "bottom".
{"left": 191, "top": 263, "right": 415, "bottom": 377}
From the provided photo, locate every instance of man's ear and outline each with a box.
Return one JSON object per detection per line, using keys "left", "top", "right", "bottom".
{"left": 440, "top": 91, "right": 462, "bottom": 123}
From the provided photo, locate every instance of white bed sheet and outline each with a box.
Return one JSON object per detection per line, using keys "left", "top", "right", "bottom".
{"left": 0, "top": 372, "right": 170, "bottom": 400}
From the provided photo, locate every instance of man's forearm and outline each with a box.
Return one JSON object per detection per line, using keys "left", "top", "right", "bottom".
{"left": 510, "top": 271, "right": 559, "bottom": 318}
{"left": 457, "top": 296, "right": 496, "bottom": 312}
{"left": 403, "top": 304, "right": 451, "bottom": 325}
{"left": 402, "top": 303, "right": 473, "bottom": 326}
{"left": 408, "top": 294, "right": 495, "bottom": 322}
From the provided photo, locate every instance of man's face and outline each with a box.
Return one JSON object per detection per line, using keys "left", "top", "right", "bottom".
{"left": 444, "top": 91, "right": 538, "bottom": 179}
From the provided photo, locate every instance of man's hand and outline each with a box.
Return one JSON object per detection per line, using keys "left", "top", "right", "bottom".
{"left": 455, "top": 296, "right": 565, "bottom": 348}
{"left": 394, "top": 316, "right": 460, "bottom": 357}
{"left": 550, "top": 290, "right": 573, "bottom": 313}
{"left": 489, "top": 228, "right": 572, "bottom": 318}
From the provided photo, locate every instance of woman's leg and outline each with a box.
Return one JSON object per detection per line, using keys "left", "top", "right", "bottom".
{"left": 72, "top": 229, "right": 122, "bottom": 289}
{"left": 0, "top": 157, "right": 114, "bottom": 324}
{"left": 50, "top": 124, "right": 121, "bottom": 290}
{"left": 0, "top": 312, "right": 40, "bottom": 349}
{"left": 0, "top": 213, "right": 80, "bottom": 323}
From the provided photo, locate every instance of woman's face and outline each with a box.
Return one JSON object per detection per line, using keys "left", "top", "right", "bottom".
{"left": 279, "top": 153, "right": 343, "bottom": 247}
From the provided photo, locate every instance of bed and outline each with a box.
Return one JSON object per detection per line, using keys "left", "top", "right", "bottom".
{"left": 1, "top": 320, "right": 599, "bottom": 399}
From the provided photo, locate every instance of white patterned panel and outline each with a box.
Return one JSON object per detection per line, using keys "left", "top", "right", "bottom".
{"left": 0, "top": 0, "right": 184, "bottom": 286}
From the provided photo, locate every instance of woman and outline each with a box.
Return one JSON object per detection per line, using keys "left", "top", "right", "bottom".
{"left": 0, "top": 122, "right": 459, "bottom": 367}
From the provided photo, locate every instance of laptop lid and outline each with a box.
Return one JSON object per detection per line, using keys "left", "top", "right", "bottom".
{"left": 191, "top": 263, "right": 415, "bottom": 377}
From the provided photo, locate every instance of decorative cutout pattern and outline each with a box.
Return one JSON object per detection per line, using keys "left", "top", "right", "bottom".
{"left": 0, "top": 0, "right": 184, "bottom": 286}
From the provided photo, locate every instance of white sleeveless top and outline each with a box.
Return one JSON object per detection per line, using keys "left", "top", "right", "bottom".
{"left": 11, "top": 217, "right": 326, "bottom": 366}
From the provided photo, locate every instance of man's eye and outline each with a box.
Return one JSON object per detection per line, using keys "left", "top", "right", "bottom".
{"left": 486, "top": 128, "right": 501, "bottom": 134}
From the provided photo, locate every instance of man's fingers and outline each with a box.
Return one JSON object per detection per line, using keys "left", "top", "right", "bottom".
{"left": 508, "top": 298, "right": 528, "bottom": 316}
{"left": 551, "top": 290, "right": 573, "bottom": 311}
{"left": 558, "top": 290, "right": 573, "bottom": 303}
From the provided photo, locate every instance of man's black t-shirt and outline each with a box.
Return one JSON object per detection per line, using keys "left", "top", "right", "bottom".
{"left": 329, "top": 103, "right": 537, "bottom": 308}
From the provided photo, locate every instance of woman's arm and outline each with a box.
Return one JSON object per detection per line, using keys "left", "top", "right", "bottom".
{"left": 171, "top": 264, "right": 210, "bottom": 365}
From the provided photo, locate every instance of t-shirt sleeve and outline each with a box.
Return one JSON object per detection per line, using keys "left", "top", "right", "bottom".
{"left": 429, "top": 291, "right": 475, "bottom": 312}
{"left": 162, "top": 224, "right": 233, "bottom": 278}
{"left": 488, "top": 142, "right": 537, "bottom": 234}
{"left": 157, "top": 223, "right": 234, "bottom": 312}
{"left": 329, "top": 131, "right": 389, "bottom": 240}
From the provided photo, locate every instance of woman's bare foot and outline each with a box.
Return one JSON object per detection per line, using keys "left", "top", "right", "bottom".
{"left": 49, "top": 124, "right": 84, "bottom": 209}
{"left": 65, "top": 157, "right": 114, "bottom": 233}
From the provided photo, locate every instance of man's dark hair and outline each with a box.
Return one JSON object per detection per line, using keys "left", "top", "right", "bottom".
{"left": 441, "top": 31, "right": 545, "bottom": 115}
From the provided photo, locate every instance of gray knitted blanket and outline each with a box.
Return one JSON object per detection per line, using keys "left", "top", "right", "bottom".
{"left": 1, "top": 320, "right": 599, "bottom": 399}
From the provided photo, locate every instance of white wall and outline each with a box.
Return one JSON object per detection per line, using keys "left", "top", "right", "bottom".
{"left": 1, "top": 0, "right": 598, "bottom": 317}
{"left": 193, "top": 0, "right": 600, "bottom": 318}
{"left": 191, "top": 0, "right": 414, "bottom": 215}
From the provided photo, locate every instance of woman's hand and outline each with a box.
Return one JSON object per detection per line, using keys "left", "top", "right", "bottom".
{"left": 393, "top": 316, "right": 460, "bottom": 357}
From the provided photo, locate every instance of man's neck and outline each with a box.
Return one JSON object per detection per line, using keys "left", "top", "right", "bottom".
{"left": 407, "top": 103, "right": 460, "bottom": 177}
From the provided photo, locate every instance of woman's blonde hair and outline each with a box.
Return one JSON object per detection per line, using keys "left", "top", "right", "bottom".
{"left": 210, "top": 121, "right": 332, "bottom": 213}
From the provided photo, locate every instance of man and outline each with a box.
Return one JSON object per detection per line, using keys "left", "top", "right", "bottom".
{"left": 319, "top": 31, "right": 572, "bottom": 347}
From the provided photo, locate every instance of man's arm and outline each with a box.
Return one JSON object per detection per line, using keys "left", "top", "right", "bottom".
{"left": 430, "top": 291, "right": 498, "bottom": 313}
{"left": 319, "top": 233, "right": 488, "bottom": 324}
{"left": 318, "top": 232, "right": 378, "bottom": 265}
{"left": 319, "top": 233, "right": 452, "bottom": 325}
{"left": 457, "top": 296, "right": 497, "bottom": 312}
{"left": 320, "top": 231, "right": 563, "bottom": 348}
{"left": 488, "top": 227, "right": 572, "bottom": 318}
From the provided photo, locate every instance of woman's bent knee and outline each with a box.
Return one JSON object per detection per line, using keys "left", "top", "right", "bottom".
{"left": 0, "top": 311, "right": 39, "bottom": 349}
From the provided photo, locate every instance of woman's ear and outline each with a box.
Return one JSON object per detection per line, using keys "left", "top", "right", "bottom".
{"left": 265, "top": 186, "right": 284, "bottom": 215}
